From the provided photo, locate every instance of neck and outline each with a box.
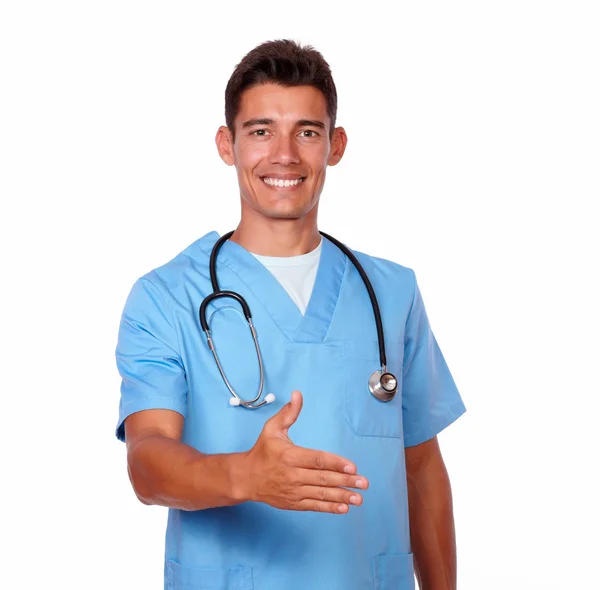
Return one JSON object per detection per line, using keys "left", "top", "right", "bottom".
{"left": 230, "top": 210, "right": 321, "bottom": 257}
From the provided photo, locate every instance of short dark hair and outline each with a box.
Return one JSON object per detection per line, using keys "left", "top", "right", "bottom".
{"left": 225, "top": 39, "right": 338, "bottom": 142}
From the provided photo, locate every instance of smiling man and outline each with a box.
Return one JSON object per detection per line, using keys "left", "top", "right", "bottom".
{"left": 115, "top": 39, "right": 466, "bottom": 590}
{"left": 217, "top": 82, "right": 344, "bottom": 253}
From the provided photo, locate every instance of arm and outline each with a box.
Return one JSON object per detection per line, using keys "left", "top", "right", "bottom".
{"left": 405, "top": 435, "right": 457, "bottom": 590}
{"left": 124, "top": 391, "right": 369, "bottom": 513}
{"left": 125, "top": 409, "right": 248, "bottom": 510}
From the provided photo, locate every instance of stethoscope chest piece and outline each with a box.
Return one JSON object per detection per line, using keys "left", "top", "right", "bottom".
{"left": 369, "top": 369, "right": 398, "bottom": 402}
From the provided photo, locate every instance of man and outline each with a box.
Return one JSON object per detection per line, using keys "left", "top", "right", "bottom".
{"left": 116, "top": 39, "right": 466, "bottom": 590}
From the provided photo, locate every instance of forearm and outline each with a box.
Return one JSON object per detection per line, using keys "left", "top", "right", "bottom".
{"left": 406, "top": 450, "right": 457, "bottom": 590}
{"left": 127, "top": 434, "right": 249, "bottom": 511}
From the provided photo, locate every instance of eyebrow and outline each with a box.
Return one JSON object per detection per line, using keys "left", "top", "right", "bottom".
{"left": 241, "top": 118, "right": 327, "bottom": 130}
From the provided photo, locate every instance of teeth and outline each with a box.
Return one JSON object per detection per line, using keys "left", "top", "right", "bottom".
{"left": 262, "top": 177, "right": 304, "bottom": 187}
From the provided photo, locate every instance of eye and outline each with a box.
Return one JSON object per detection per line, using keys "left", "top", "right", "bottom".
{"left": 250, "top": 129, "right": 269, "bottom": 136}
{"left": 300, "top": 130, "right": 318, "bottom": 137}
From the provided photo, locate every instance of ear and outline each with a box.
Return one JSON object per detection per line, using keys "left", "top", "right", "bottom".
{"left": 327, "top": 126, "right": 348, "bottom": 166}
{"left": 215, "top": 125, "right": 236, "bottom": 166}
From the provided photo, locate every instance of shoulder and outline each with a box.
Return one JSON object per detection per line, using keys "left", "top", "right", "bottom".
{"left": 344, "top": 241, "right": 417, "bottom": 294}
{"left": 137, "top": 231, "right": 220, "bottom": 292}
{"left": 121, "top": 232, "right": 220, "bottom": 316}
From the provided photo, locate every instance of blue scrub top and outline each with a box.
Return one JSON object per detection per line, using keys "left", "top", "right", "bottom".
{"left": 115, "top": 231, "right": 466, "bottom": 590}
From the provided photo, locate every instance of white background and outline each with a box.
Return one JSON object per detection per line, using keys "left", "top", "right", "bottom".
{"left": 1, "top": 1, "right": 599, "bottom": 588}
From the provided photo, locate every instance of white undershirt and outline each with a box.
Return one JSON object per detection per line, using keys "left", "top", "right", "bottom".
{"left": 250, "top": 238, "right": 322, "bottom": 315}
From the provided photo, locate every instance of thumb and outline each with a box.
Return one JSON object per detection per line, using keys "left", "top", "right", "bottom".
{"left": 272, "top": 390, "right": 303, "bottom": 432}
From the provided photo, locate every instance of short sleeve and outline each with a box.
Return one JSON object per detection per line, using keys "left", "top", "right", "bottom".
{"left": 114, "top": 277, "right": 188, "bottom": 442}
{"left": 401, "top": 272, "right": 466, "bottom": 447}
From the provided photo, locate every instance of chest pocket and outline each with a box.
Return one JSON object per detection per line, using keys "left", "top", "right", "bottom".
{"left": 342, "top": 339, "right": 404, "bottom": 438}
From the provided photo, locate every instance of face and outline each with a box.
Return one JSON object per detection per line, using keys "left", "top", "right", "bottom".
{"left": 216, "top": 83, "right": 347, "bottom": 221}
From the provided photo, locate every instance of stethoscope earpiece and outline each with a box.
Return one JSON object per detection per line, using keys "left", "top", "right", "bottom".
{"left": 229, "top": 393, "right": 276, "bottom": 408}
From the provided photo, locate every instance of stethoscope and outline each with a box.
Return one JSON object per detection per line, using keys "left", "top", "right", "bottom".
{"left": 199, "top": 231, "right": 398, "bottom": 409}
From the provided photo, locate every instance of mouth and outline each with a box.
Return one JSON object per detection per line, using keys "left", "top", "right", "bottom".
{"left": 260, "top": 176, "right": 306, "bottom": 189}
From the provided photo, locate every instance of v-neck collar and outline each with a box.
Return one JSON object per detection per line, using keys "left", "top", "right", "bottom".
{"left": 200, "top": 231, "right": 347, "bottom": 343}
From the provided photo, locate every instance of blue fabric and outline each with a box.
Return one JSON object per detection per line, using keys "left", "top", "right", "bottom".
{"left": 115, "top": 231, "right": 466, "bottom": 589}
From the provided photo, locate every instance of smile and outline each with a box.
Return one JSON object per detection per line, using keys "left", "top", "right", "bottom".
{"left": 261, "top": 177, "right": 306, "bottom": 188}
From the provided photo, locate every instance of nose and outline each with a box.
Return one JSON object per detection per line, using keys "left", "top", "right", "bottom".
{"left": 270, "top": 134, "right": 300, "bottom": 166}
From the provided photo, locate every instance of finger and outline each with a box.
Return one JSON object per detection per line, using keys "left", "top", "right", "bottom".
{"left": 298, "top": 485, "right": 364, "bottom": 507}
{"left": 295, "top": 468, "right": 369, "bottom": 491}
{"left": 289, "top": 446, "right": 357, "bottom": 474}
{"left": 269, "top": 390, "right": 303, "bottom": 432}
{"left": 294, "top": 499, "right": 350, "bottom": 514}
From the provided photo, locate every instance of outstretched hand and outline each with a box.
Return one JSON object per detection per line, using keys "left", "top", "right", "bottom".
{"left": 241, "top": 390, "right": 369, "bottom": 514}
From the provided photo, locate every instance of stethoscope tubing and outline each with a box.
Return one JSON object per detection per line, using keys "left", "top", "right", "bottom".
{"left": 199, "top": 230, "right": 395, "bottom": 407}
{"left": 318, "top": 231, "right": 387, "bottom": 370}
{"left": 204, "top": 230, "right": 387, "bottom": 370}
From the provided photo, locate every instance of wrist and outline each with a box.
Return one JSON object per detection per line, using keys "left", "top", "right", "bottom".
{"left": 230, "top": 451, "right": 254, "bottom": 504}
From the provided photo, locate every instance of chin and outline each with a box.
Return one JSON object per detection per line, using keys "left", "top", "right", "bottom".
{"left": 262, "top": 208, "right": 306, "bottom": 220}
{"left": 242, "top": 191, "right": 317, "bottom": 220}
{"left": 257, "top": 199, "right": 314, "bottom": 220}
